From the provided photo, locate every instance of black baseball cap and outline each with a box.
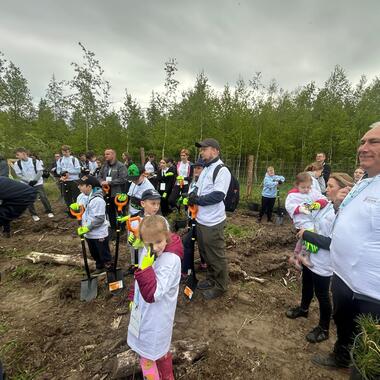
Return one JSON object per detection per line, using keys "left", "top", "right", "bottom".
{"left": 127, "top": 163, "right": 145, "bottom": 180}
{"left": 78, "top": 175, "right": 101, "bottom": 188}
{"left": 141, "top": 189, "right": 161, "bottom": 201}
{"left": 191, "top": 158, "right": 205, "bottom": 167}
{"left": 195, "top": 138, "right": 220, "bottom": 150}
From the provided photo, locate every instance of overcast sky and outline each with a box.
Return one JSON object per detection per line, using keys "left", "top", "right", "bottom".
{"left": 1, "top": 0, "right": 379, "bottom": 109}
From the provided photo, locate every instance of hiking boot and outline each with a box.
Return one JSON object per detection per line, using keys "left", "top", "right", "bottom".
{"left": 311, "top": 352, "right": 350, "bottom": 369}
{"left": 32, "top": 215, "right": 40, "bottom": 222}
{"left": 47, "top": 213, "right": 55, "bottom": 218}
{"left": 203, "top": 287, "right": 225, "bottom": 300}
{"left": 197, "top": 279, "right": 215, "bottom": 290}
{"left": 93, "top": 267, "right": 106, "bottom": 275}
{"left": 286, "top": 306, "right": 308, "bottom": 319}
{"left": 306, "top": 326, "right": 329, "bottom": 343}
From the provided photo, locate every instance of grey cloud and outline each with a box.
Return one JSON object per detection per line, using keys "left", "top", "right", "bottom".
{"left": 0, "top": 0, "right": 379, "bottom": 108}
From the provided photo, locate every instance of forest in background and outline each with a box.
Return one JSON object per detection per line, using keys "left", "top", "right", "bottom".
{"left": 1, "top": 43, "right": 380, "bottom": 180}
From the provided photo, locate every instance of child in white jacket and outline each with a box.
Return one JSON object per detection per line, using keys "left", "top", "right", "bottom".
{"left": 285, "top": 172, "right": 328, "bottom": 269}
{"left": 127, "top": 215, "right": 181, "bottom": 380}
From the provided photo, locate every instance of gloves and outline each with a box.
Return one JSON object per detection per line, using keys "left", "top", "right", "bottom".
{"left": 309, "top": 202, "right": 321, "bottom": 211}
{"left": 129, "top": 301, "right": 134, "bottom": 311}
{"left": 304, "top": 241, "right": 319, "bottom": 253}
{"left": 29, "top": 180, "right": 37, "bottom": 186}
{"left": 70, "top": 203, "right": 81, "bottom": 212}
{"left": 278, "top": 180, "right": 283, "bottom": 185}
{"left": 117, "top": 215, "right": 130, "bottom": 224}
{"left": 176, "top": 175, "right": 184, "bottom": 181}
{"left": 77, "top": 226, "right": 90, "bottom": 236}
{"left": 182, "top": 197, "right": 189, "bottom": 206}
{"left": 117, "top": 193, "right": 128, "bottom": 202}
{"left": 188, "top": 193, "right": 199, "bottom": 206}
{"left": 140, "top": 247, "right": 155, "bottom": 270}
{"left": 164, "top": 172, "right": 174, "bottom": 177}
{"left": 299, "top": 205, "right": 311, "bottom": 215}
{"left": 162, "top": 192, "right": 167, "bottom": 199}
{"left": 128, "top": 233, "right": 144, "bottom": 248}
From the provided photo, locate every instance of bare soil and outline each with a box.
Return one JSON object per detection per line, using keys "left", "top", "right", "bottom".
{"left": 0, "top": 201, "right": 348, "bottom": 379}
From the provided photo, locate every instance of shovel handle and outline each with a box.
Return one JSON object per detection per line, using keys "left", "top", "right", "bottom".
{"left": 127, "top": 216, "right": 142, "bottom": 236}
{"left": 188, "top": 204, "right": 198, "bottom": 219}
{"left": 115, "top": 194, "right": 128, "bottom": 212}
{"left": 102, "top": 183, "right": 110, "bottom": 194}
{"left": 70, "top": 205, "right": 85, "bottom": 221}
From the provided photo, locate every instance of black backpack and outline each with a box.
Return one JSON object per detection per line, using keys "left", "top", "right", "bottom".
{"left": 212, "top": 164, "right": 240, "bottom": 212}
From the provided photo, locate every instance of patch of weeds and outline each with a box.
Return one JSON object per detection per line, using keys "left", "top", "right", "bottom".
{"left": 225, "top": 223, "right": 254, "bottom": 239}
{"left": 0, "top": 323, "right": 8, "bottom": 334}
{"left": 10, "top": 265, "right": 50, "bottom": 283}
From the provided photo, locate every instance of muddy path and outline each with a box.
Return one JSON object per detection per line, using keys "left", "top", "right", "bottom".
{"left": 0, "top": 202, "right": 347, "bottom": 379}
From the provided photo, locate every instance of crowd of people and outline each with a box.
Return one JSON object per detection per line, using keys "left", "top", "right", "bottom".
{"left": 0, "top": 122, "right": 379, "bottom": 378}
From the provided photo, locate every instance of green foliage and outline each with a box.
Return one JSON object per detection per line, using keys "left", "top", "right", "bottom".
{"left": 352, "top": 315, "right": 380, "bottom": 379}
{"left": 0, "top": 46, "right": 379, "bottom": 171}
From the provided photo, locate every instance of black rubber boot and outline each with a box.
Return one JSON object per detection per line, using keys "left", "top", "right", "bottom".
{"left": 286, "top": 306, "right": 308, "bottom": 319}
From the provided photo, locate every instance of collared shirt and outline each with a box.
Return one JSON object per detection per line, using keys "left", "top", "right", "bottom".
{"left": 331, "top": 174, "right": 380, "bottom": 301}
{"left": 195, "top": 158, "right": 231, "bottom": 226}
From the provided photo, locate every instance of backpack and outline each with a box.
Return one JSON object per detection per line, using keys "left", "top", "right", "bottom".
{"left": 212, "top": 164, "right": 240, "bottom": 212}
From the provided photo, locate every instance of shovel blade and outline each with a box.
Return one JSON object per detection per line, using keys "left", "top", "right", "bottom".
{"left": 80, "top": 277, "right": 98, "bottom": 302}
{"left": 107, "top": 268, "right": 124, "bottom": 293}
{"left": 275, "top": 215, "right": 284, "bottom": 225}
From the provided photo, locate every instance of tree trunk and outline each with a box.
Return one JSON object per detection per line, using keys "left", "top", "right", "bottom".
{"left": 26, "top": 252, "right": 95, "bottom": 270}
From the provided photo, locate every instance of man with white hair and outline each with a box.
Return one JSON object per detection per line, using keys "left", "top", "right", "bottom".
{"left": 312, "top": 121, "right": 380, "bottom": 369}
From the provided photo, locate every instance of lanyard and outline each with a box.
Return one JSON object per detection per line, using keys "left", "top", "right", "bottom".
{"left": 339, "top": 175, "right": 379, "bottom": 210}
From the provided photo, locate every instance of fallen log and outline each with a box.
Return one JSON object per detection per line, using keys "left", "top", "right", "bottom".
{"left": 26, "top": 251, "right": 95, "bottom": 269}
{"left": 112, "top": 339, "right": 208, "bottom": 379}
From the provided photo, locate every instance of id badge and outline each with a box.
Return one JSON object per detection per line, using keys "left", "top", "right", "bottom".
{"left": 106, "top": 176, "right": 112, "bottom": 182}
{"left": 129, "top": 304, "right": 142, "bottom": 338}
{"left": 160, "top": 183, "right": 166, "bottom": 191}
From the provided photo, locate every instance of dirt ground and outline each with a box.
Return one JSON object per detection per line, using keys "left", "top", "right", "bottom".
{"left": 0, "top": 200, "right": 349, "bottom": 380}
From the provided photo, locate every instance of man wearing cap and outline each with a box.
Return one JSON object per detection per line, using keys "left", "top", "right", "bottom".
{"left": 98, "top": 149, "right": 128, "bottom": 232}
{"left": 188, "top": 138, "right": 231, "bottom": 300}
{"left": 127, "top": 163, "right": 155, "bottom": 216}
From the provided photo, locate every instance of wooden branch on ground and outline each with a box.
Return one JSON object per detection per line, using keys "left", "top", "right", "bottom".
{"left": 25, "top": 251, "right": 95, "bottom": 269}
{"left": 112, "top": 339, "right": 208, "bottom": 379}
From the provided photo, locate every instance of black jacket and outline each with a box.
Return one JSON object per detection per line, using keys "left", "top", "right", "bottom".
{"left": 0, "top": 177, "right": 37, "bottom": 224}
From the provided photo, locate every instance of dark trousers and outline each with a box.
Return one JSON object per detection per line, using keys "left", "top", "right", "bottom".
{"left": 168, "top": 184, "right": 189, "bottom": 208}
{"left": 28, "top": 185, "right": 52, "bottom": 215}
{"left": 85, "top": 237, "right": 112, "bottom": 269}
{"left": 106, "top": 196, "right": 126, "bottom": 231}
{"left": 197, "top": 220, "right": 228, "bottom": 291}
{"left": 300, "top": 265, "right": 332, "bottom": 331}
{"left": 259, "top": 196, "right": 276, "bottom": 221}
{"left": 62, "top": 180, "right": 80, "bottom": 208}
{"left": 182, "top": 228, "right": 206, "bottom": 274}
{"left": 331, "top": 274, "right": 380, "bottom": 364}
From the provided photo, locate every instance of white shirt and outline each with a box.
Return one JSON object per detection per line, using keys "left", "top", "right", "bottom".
{"left": 56, "top": 156, "right": 81, "bottom": 181}
{"left": 176, "top": 161, "right": 190, "bottom": 185}
{"left": 144, "top": 161, "right": 155, "bottom": 174}
{"left": 309, "top": 202, "right": 335, "bottom": 277}
{"left": 13, "top": 157, "right": 44, "bottom": 186}
{"left": 330, "top": 174, "right": 380, "bottom": 301}
{"left": 127, "top": 251, "right": 181, "bottom": 360}
{"left": 127, "top": 178, "right": 155, "bottom": 215}
{"left": 195, "top": 159, "right": 231, "bottom": 227}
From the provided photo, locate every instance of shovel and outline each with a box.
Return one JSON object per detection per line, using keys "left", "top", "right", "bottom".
{"left": 275, "top": 189, "right": 285, "bottom": 226}
{"left": 107, "top": 194, "right": 128, "bottom": 293}
{"left": 102, "top": 183, "right": 111, "bottom": 215}
{"left": 127, "top": 216, "right": 142, "bottom": 269}
{"left": 184, "top": 205, "right": 198, "bottom": 300}
{"left": 70, "top": 206, "right": 98, "bottom": 302}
